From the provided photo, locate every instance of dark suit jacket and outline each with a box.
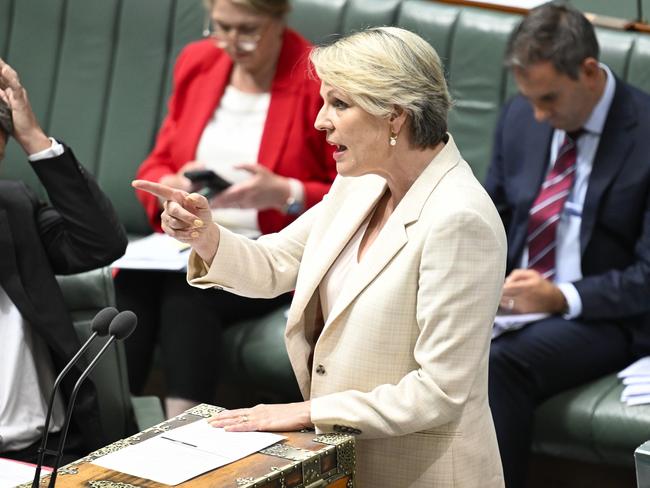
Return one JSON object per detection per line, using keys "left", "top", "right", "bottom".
{"left": 485, "top": 78, "right": 650, "bottom": 353}
{"left": 0, "top": 146, "right": 127, "bottom": 453}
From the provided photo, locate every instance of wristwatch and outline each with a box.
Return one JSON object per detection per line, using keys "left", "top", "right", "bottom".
{"left": 283, "top": 195, "right": 304, "bottom": 215}
{"left": 282, "top": 178, "right": 305, "bottom": 215}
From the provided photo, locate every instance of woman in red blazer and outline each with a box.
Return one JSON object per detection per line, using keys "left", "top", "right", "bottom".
{"left": 117, "top": 0, "right": 334, "bottom": 417}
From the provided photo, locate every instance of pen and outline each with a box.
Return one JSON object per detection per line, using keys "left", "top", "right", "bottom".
{"left": 160, "top": 436, "right": 198, "bottom": 448}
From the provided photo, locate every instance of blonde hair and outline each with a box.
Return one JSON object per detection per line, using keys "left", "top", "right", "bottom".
{"left": 203, "top": 0, "right": 290, "bottom": 17}
{"left": 310, "top": 26, "right": 451, "bottom": 148}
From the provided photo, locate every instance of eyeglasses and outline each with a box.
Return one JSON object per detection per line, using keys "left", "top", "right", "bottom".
{"left": 202, "top": 17, "right": 269, "bottom": 53}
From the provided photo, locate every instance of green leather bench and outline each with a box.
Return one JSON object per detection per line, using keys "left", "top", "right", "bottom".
{"left": 2, "top": 0, "right": 650, "bottom": 471}
{"left": 57, "top": 268, "right": 165, "bottom": 442}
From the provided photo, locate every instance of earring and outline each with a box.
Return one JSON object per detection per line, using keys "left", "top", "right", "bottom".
{"left": 389, "top": 132, "right": 397, "bottom": 146}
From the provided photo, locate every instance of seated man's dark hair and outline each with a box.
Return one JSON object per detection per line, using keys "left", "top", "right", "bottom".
{"left": 505, "top": 1, "right": 599, "bottom": 79}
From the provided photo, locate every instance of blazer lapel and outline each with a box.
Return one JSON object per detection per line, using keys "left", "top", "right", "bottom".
{"left": 288, "top": 177, "right": 387, "bottom": 324}
{"left": 285, "top": 177, "right": 386, "bottom": 397}
{"left": 321, "top": 135, "right": 464, "bottom": 333}
{"left": 580, "top": 82, "right": 636, "bottom": 254}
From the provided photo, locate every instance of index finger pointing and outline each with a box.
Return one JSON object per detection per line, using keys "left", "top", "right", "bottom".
{"left": 132, "top": 179, "right": 187, "bottom": 202}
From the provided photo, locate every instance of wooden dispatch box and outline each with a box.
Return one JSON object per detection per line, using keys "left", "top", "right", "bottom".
{"left": 27, "top": 404, "right": 355, "bottom": 488}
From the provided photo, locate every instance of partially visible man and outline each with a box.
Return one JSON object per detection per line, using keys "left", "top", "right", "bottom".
{"left": 0, "top": 58, "right": 127, "bottom": 464}
{"left": 485, "top": 3, "right": 650, "bottom": 487}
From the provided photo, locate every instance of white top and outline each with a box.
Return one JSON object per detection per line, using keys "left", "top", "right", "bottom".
{"left": 196, "top": 85, "right": 271, "bottom": 238}
{"left": 0, "top": 284, "right": 65, "bottom": 451}
{"left": 520, "top": 64, "right": 616, "bottom": 318}
{"left": 319, "top": 217, "right": 371, "bottom": 321}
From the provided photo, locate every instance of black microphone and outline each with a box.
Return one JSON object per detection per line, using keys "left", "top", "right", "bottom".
{"left": 46, "top": 310, "right": 137, "bottom": 488}
{"left": 31, "top": 307, "right": 118, "bottom": 488}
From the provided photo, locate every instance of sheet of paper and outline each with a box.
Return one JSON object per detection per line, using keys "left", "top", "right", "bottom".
{"left": 92, "top": 420, "right": 285, "bottom": 485}
{"left": 623, "top": 375, "right": 650, "bottom": 385}
{"left": 492, "top": 312, "right": 549, "bottom": 339}
{"left": 617, "top": 357, "right": 650, "bottom": 405}
{"left": 625, "top": 394, "right": 650, "bottom": 406}
{"left": 622, "top": 383, "right": 650, "bottom": 400}
{"left": 0, "top": 458, "right": 52, "bottom": 488}
{"left": 162, "top": 419, "right": 284, "bottom": 460}
{"left": 111, "top": 233, "right": 191, "bottom": 271}
{"left": 618, "top": 356, "right": 650, "bottom": 378}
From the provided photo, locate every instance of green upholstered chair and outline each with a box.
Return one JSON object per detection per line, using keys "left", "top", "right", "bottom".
{"left": 221, "top": 306, "right": 301, "bottom": 402}
{"left": 569, "top": 0, "right": 648, "bottom": 21}
{"left": 56, "top": 268, "right": 164, "bottom": 440}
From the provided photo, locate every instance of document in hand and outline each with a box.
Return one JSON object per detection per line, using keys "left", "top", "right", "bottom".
{"left": 618, "top": 356, "right": 650, "bottom": 406}
{"left": 92, "top": 419, "right": 285, "bottom": 485}
{"left": 111, "top": 233, "right": 191, "bottom": 271}
{"left": 492, "top": 312, "right": 549, "bottom": 339}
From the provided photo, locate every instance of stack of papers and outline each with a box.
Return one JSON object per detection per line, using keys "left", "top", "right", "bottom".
{"left": 111, "top": 233, "right": 191, "bottom": 271}
{"left": 618, "top": 357, "right": 650, "bottom": 406}
{"left": 93, "top": 419, "right": 285, "bottom": 485}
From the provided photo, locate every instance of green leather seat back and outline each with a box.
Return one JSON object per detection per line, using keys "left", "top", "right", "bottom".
{"left": 56, "top": 268, "right": 134, "bottom": 444}
{"left": 46, "top": 0, "right": 119, "bottom": 177}
{"left": 596, "top": 28, "right": 635, "bottom": 78}
{"left": 341, "top": 0, "right": 401, "bottom": 34}
{"left": 445, "top": 8, "right": 520, "bottom": 181}
{"left": 288, "top": 0, "right": 347, "bottom": 45}
{"left": 221, "top": 306, "right": 301, "bottom": 401}
{"left": 0, "top": 1, "right": 10, "bottom": 56}
{"left": 3, "top": 0, "right": 646, "bottom": 236}
{"left": 397, "top": 0, "right": 460, "bottom": 70}
{"left": 0, "top": 0, "right": 207, "bottom": 235}
{"left": 628, "top": 36, "right": 650, "bottom": 94}
{"left": 533, "top": 375, "right": 618, "bottom": 464}
{"left": 593, "top": 380, "right": 650, "bottom": 466}
{"left": 534, "top": 373, "right": 650, "bottom": 467}
{"left": 94, "top": 0, "right": 175, "bottom": 235}
{"left": 0, "top": 0, "right": 68, "bottom": 195}
{"left": 158, "top": 0, "right": 206, "bottom": 126}
{"left": 569, "top": 0, "right": 646, "bottom": 20}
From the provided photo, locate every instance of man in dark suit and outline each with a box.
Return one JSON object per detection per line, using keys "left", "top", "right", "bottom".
{"left": 0, "top": 58, "right": 127, "bottom": 464}
{"left": 485, "top": 3, "right": 650, "bottom": 487}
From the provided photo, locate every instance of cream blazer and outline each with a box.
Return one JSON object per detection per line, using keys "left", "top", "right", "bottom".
{"left": 188, "top": 135, "right": 507, "bottom": 487}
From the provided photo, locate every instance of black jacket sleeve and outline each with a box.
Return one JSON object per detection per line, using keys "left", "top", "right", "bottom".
{"left": 30, "top": 145, "right": 127, "bottom": 274}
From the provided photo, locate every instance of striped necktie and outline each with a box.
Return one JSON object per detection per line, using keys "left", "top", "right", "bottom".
{"left": 526, "top": 130, "right": 582, "bottom": 280}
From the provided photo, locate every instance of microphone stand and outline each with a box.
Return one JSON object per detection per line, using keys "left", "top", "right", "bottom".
{"left": 639, "top": 0, "right": 645, "bottom": 23}
{"left": 30, "top": 331, "right": 102, "bottom": 488}
{"left": 46, "top": 336, "right": 119, "bottom": 488}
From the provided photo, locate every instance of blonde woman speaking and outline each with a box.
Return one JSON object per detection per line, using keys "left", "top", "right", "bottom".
{"left": 135, "top": 27, "right": 506, "bottom": 488}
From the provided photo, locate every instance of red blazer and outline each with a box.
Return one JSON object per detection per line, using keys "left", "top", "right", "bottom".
{"left": 136, "top": 29, "right": 335, "bottom": 234}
